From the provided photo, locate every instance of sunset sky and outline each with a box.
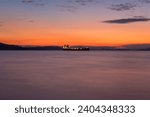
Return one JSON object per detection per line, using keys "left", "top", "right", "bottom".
{"left": 0, "top": 0, "right": 150, "bottom": 46}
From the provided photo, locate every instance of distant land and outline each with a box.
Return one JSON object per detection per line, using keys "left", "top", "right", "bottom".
{"left": 0, "top": 42, "right": 150, "bottom": 51}
{"left": 0, "top": 42, "right": 61, "bottom": 50}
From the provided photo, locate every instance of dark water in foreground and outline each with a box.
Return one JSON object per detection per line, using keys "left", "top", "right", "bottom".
{"left": 0, "top": 51, "right": 150, "bottom": 100}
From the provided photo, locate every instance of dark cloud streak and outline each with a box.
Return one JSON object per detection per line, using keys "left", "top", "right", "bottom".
{"left": 103, "top": 16, "right": 150, "bottom": 24}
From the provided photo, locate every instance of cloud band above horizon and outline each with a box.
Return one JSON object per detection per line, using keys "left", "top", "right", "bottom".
{"left": 103, "top": 16, "right": 150, "bottom": 24}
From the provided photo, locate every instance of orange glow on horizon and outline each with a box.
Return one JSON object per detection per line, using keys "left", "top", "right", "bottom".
{"left": 1, "top": 37, "right": 150, "bottom": 47}
{"left": 0, "top": 19, "right": 150, "bottom": 46}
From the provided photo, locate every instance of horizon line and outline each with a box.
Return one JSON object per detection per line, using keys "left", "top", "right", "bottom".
{"left": 1, "top": 42, "right": 150, "bottom": 47}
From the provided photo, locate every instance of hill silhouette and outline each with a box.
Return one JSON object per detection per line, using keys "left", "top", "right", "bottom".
{"left": 0, "top": 43, "right": 23, "bottom": 50}
{"left": 0, "top": 43, "right": 61, "bottom": 50}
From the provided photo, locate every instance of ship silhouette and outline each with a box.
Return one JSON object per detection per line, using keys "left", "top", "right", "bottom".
{"left": 63, "top": 45, "right": 89, "bottom": 51}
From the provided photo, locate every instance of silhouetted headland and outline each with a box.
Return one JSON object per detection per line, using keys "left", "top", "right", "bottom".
{"left": 0, "top": 43, "right": 61, "bottom": 50}
{"left": 1, "top": 42, "right": 150, "bottom": 51}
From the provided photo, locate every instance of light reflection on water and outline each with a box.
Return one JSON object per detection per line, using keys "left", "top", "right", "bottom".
{"left": 0, "top": 51, "right": 150, "bottom": 100}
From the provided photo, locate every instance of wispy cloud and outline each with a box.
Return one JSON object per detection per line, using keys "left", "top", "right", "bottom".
{"left": 108, "top": 0, "right": 150, "bottom": 12}
{"left": 71, "top": 0, "right": 97, "bottom": 6}
{"left": 17, "top": 18, "right": 35, "bottom": 24}
{"left": 21, "top": 0, "right": 45, "bottom": 6}
{"left": 0, "top": 21, "right": 4, "bottom": 27}
{"left": 138, "top": 0, "right": 150, "bottom": 3}
{"left": 59, "top": 0, "right": 97, "bottom": 12}
{"left": 58, "top": 5, "right": 79, "bottom": 13}
{"left": 103, "top": 16, "right": 150, "bottom": 24}
{"left": 109, "top": 3, "right": 137, "bottom": 11}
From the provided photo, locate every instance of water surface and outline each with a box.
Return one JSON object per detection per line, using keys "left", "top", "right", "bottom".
{"left": 0, "top": 51, "right": 150, "bottom": 99}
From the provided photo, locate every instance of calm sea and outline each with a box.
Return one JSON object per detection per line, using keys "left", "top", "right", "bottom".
{"left": 0, "top": 51, "right": 150, "bottom": 100}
